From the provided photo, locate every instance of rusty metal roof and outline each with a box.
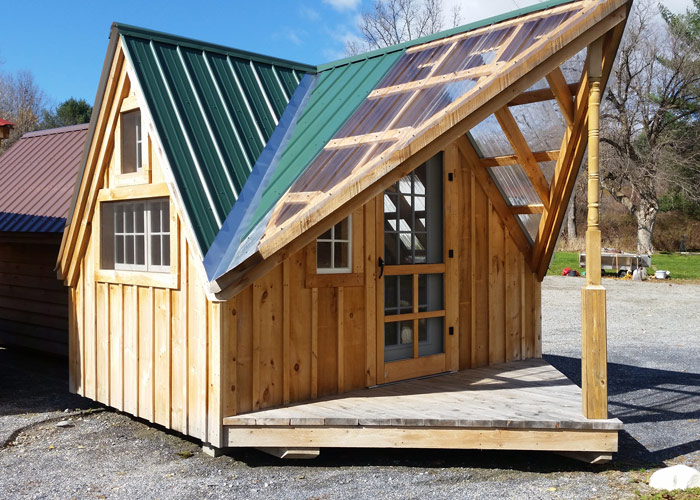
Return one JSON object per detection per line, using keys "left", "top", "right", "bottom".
{"left": 0, "top": 124, "right": 88, "bottom": 233}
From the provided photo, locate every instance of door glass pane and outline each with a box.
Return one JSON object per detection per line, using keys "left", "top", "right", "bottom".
{"left": 418, "top": 274, "right": 444, "bottom": 312}
{"left": 418, "top": 317, "right": 444, "bottom": 356}
{"left": 384, "top": 321, "right": 413, "bottom": 362}
{"left": 399, "top": 275, "right": 412, "bottom": 315}
{"left": 384, "top": 322, "right": 399, "bottom": 346}
{"left": 384, "top": 276, "right": 398, "bottom": 314}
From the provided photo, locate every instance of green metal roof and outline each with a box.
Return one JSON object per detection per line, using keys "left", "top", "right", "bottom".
{"left": 118, "top": 24, "right": 314, "bottom": 252}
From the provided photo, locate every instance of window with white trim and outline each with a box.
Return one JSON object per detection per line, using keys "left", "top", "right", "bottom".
{"left": 101, "top": 198, "right": 170, "bottom": 272}
{"left": 121, "top": 109, "right": 142, "bottom": 174}
{"left": 316, "top": 216, "right": 351, "bottom": 274}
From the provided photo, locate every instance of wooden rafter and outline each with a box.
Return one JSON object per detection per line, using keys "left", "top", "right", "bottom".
{"left": 532, "top": 20, "right": 627, "bottom": 279}
{"left": 508, "top": 83, "right": 579, "bottom": 106}
{"left": 326, "top": 127, "right": 410, "bottom": 149}
{"left": 457, "top": 136, "right": 533, "bottom": 264}
{"left": 546, "top": 67, "right": 575, "bottom": 127}
{"left": 481, "top": 150, "right": 559, "bottom": 167}
{"left": 494, "top": 107, "right": 551, "bottom": 210}
{"left": 511, "top": 204, "right": 545, "bottom": 214}
{"left": 369, "top": 65, "right": 499, "bottom": 99}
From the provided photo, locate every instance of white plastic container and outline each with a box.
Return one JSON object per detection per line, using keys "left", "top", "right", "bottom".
{"left": 655, "top": 270, "right": 670, "bottom": 279}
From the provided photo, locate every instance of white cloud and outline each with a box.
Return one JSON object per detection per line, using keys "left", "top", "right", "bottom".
{"left": 322, "top": 0, "right": 362, "bottom": 12}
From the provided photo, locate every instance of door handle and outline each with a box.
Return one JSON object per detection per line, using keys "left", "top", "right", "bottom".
{"left": 378, "top": 257, "right": 384, "bottom": 279}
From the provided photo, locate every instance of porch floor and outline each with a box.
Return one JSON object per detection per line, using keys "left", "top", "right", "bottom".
{"left": 223, "top": 359, "right": 622, "bottom": 453}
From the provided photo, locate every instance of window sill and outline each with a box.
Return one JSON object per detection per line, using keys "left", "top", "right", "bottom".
{"left": 305, "top": 272, "right": 364, "bottom": 288}
{"left": 95, "top": 269, "right": 179, "bottom": 290}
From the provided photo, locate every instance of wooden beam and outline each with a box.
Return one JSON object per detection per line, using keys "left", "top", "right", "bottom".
{"left": 368, "top": 64, "right": 502, "bottom": 99}
{"left": 546, "top": 67, "right": 575, "bottom": 127}
{"left": 532, "top": 19, "right": 627, "bottom": 280}
{"left": 494, "top": 107, "right": 551, "bottom": 210}
{"left": 508, "top": 83, "right": 578, "bottom": 106}
{"left": 457, "top": 136, "right": 533, "bottom": 265}
{"left": 326, "top": 127, "right": 410, "bottom": 149}
{"left": 511, "top": 204, "right": 545, "bottom": 214}
{"left": 481, "top": 150, "right": 559, "bottom": 167}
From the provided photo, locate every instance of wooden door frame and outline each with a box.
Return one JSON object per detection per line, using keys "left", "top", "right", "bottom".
{"left": 374, "top": 151, "right": 460, "bottom": 385}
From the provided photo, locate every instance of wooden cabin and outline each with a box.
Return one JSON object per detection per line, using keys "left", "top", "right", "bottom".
{"left": 0, "top": 124, "right": 88, "bottom": 355}
{"left": 58, "top": 0, "right": 629, "bottom": 462}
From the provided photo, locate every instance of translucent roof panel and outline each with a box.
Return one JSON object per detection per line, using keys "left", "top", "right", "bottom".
{"left": 517, "top": 213, "right": 542, "bottom": 243}
{"left": 509, "top": 99, "right": 567, "bottom": 153}
{"left": 488, "top": 165, "right": 540, "bottom": 206}
{"left": 539, "top": 160, "right": 557, "bottom": 186}
{"left": 259, "top": 0, "right": 609, "bottom": 249}
{"left": 468, "top": 114, "right": 515, "bottom": 158}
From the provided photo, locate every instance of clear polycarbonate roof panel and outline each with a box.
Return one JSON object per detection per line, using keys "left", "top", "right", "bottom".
{"left": 517, "top": 213, "right": 542, "bottom": 243}
{"left": 509, "top": 100, "right": 568, "bottom": 153}
{"left": 488, "top": 165, "right": 541, "bottom": 206}
{"left": 468, "top": 114, "right": 515, "bottom": 158}
{"left": 265, "top": 2, "right": 584, "bottom": 230}
{"left": 539, "top": 160, "right": 557, "bottom": 186}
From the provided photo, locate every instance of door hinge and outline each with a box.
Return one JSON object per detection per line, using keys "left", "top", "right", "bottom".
{"left": 449, "top": 326, "right": 454, "bottom": 336}
{"left": 448, "top": 249, "right": 454, "bottom": 258}
{"left": 448, "top": 172, "right": 454, "bottom": 182}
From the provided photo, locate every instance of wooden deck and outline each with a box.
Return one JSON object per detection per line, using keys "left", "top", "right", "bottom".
{"left": 224, "top": 359, "right": 622, "bottom": 454}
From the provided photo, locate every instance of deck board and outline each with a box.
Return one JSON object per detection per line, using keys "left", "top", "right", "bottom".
{"left": 224, "top": 359, "right": 622, "bottom": 431}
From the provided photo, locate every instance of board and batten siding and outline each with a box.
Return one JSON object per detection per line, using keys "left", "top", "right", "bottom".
{"left": 0, "top": 234, "right": 68, "bottom": 355}
{"left": 220, "top": 150, "right": 542, "bottom": 419}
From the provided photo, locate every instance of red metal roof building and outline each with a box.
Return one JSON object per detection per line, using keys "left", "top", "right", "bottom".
{"left": 0, "top": 123, "right": 88, "bottom": 355}
{"left": 0, "top": 119, "right": 14, "bottom": 142}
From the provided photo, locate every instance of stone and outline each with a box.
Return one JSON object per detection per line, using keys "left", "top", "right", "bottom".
{"left": 649, "top": 465, "right": 700, "bottom": 491}
{"left": 56, "top": 420, "right": 74, "bottom": 428}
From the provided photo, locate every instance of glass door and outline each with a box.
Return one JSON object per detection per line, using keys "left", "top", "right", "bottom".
{"left": 378, "top": 157, "right": 447, "bottom": 383}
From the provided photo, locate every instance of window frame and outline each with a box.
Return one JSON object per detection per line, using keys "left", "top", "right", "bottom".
{"left": 120, "top": 108, "right": 143, "bottom": 175}
{"left": 107, "top": 198, "right": 171, "bottom": 273}
{"left": 114, "top": 95, "right": 150, "bottom": 187}
{"left": 316, "top": 215, "right": 352, "bottom": 274}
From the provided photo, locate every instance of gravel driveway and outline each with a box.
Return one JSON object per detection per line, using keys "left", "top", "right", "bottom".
{"left": 1, "top": 276, "right": 698, "bottom": 499}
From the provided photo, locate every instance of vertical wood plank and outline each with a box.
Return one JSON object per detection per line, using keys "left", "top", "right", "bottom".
{"left": 337, "top": 286, "right": 345, "bottom": 393}
{"left": 317, "top": 287, "right": 338, "bottom": 397}
{"left": 253, "top": 265, "right": 283, "bottom": 410}
{"left": 207, "top": 301, "right": 222, "bottom": 447}
{"left": 344, "top": 285, "right": 366, "bottom": 392}
{"left": 282, "top": 261, "right": 291, "bottom": 405}
{"left": 364, "top": 201, "right": 377, "bottom": 387}
{"left": 375, "top": 195, "right": 385, "bottom": 384}
{"left": 222, "top": 297, "right": 237, "bottom": 418}
{"left": 235, "top": 285, "right": 254, "bottom": 414}
{"left": 458, "top": 156, "right": 472, "bottom": 370}
{"left": 533, "top": 278, "right": 542, "bottom": 358}
{"left": 521, "top": 270, "right": 534, "bottom": 360}
{"left": 109, "top": 284, "right": 123, "bottom": 410}
{"left": 187, "top": 254, "right": 207, "bottom": 440}
{"left": 138, "top": 286, "right": 154, "bottom": 422}
{"left": 289, "top": 248, "right": 312, "bottom": 403}
{"left": 311, "top": 287, "right": 318, "bottom": 399}
{"left": 444, "top": 145, "right": 460, "bottom": 372}
{"left": 96, "top": 282, "right": 109, "bottom": 404}
{"left": 154, "top": 288, "right": 171, "bottom": 427}
{"left": 123, "top": 285, "right": 139, "bottom": 415}
{"left": 84, "top": 243, "right": 96, "bottom": 401}
{"left": 170, "top": 285, "right": 186, "bottom": 432}
{"left": 505, "top": 234, "right": 522, "bottom": 362}
{"left": 488, "top": 204, "right": 506, "bottom": 365}
{"left": 68, "top": 287, "right": 78, "bottom": 394}
{"left": 472, "top": 182, "right": 489, "bottom": 367}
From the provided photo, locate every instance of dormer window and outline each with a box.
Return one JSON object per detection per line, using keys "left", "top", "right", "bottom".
{"left": 121, "top": 109, "right": 142, "bottom": 174}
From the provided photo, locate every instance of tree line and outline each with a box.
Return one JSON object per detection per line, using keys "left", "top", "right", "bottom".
{"left": 0, "top": 69, "right": 91, "bottom": 155}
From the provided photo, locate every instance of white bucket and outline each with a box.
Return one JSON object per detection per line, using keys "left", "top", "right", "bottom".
{"left": 655, "top": 270, "right": 670, "bottom": 279}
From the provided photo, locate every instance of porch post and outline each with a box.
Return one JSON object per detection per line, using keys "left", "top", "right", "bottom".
{"left": 581, "top": 38, "right": 607, "bottom": 419}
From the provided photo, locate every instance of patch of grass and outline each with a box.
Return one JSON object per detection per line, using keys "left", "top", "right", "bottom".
{"left": 648, "top": 253, "right": 700, "bottom": 280}
{"left": 177, "top": 451, "right": 194, "bottom": 459}
{"left": 636, "top": 487, "right": 700, "bottom": 499}
{"left": 546, "top": 251, "right": 700, "bottom": 280}
{"left": 547, "top": 251, "right": 581, "bottom": 276}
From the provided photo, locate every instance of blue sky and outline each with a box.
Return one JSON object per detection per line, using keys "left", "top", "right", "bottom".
{"left": 0, "top": 0, "right": 693, "bottom": 108}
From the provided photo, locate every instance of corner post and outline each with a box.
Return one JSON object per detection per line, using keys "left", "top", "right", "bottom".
{"left": 582, "top": 38, "right": 607, "bottom": 419}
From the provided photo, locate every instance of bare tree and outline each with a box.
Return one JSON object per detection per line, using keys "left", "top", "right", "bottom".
{"left": 600, "top": 1, "right": 700, "bottom": 253}
{"left": 0, "top": 70, "right": 47, "bottom": 154}
{"left": 346, "top": 0, "right": 461, "bottom": 55}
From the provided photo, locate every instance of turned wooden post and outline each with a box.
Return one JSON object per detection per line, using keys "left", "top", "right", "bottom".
{"left": 581, "top": 38, "right": 608, "bottom": 419}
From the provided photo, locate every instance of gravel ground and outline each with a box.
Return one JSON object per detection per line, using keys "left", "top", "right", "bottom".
{"left": 1, "top": 276, "right": 698, "bottom": 499}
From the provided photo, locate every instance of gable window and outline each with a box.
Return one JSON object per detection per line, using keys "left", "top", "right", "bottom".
{"left": 101, "top": 198, "right": 170, "bottom": 272}
{"left": 121, "top": 109, "right": 142, "bottom": 174}
{"left": 316, "top": 216, "right": 351, "bottom": 274}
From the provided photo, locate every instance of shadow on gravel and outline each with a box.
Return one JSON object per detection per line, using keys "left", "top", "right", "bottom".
{"left": 545, "top": 354, "right": 700, "bottom": 467}
{"left": 0, "top": 347, "right": 93, "bottom": 416}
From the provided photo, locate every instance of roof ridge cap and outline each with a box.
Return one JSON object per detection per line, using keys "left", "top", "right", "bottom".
{"left": 22, "top": 123, "right": 89, "bottom": 139}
